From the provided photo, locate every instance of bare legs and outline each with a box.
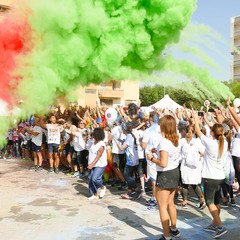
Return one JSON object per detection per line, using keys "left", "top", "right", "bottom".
{"left": 156, "top": 188, "right": 177, "bottom": 237}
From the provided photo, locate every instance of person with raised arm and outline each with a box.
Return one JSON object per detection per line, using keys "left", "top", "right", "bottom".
{"left": 226, "top": 96, "right": 240, "bottom": 193}
{"left": 192, "top": 109, "right": 228, "bottom": 239}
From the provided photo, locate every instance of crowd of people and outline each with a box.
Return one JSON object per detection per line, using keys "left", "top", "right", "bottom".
{"left": 1, "top": 97, "right": 240, "bottom": 240}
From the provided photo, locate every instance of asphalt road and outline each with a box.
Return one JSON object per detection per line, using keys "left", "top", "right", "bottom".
{"left": 0, "top": 159, "right": 239, "bottom": 240}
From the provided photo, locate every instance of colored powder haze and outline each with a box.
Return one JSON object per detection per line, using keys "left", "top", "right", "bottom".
{"left": 0, "top": 0, "right": 234, "bottom": 144}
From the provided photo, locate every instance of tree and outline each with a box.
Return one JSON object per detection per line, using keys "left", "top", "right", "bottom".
{"left": 140, "top": 84, "right": 204, "bottom": 109}
{"left": 224, "top": 80, "right": 240, "bottom": 98}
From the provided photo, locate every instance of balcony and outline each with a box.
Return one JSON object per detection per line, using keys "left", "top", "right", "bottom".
{"left": 234, "top": 30, "right": 240, "bottom": 37}
{"left": 234, "top": 74, "right": 240, "bottom": 81}
{"left": 98, "top": 89, "right": 124, "bottom": 98}
{"left": 0, "top": 4, "right": 10, "bottom": 12}
{"left": 234, "top": 59, "right": 240, "bottom": 66}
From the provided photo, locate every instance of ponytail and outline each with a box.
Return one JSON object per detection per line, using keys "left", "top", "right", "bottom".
{"left": 212, "top": 124, "right": 225, "bottom": 159}
{"left": 218, "top": 134, "right": 224, "bottom": 158}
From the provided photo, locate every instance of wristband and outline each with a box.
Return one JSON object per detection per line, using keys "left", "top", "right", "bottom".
{"left": 150, "top": 157, "right": 154, "bottom": 162}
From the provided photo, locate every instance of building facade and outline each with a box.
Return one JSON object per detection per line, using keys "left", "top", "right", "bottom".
{"left": 0, "top": 1, "right": 140, "bottom": 107}
{"left": 231, "top": 16, "right": 240, "bottom": 81}
{"left": 0, "top": 0, "right": 10, "bottom": 20}
{"left": 76, "top": 80, "right": 139, "bottom": 107}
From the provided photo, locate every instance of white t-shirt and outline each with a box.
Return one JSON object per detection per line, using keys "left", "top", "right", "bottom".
{"left": 142, "top": 124, "right": 161, "bottom": 153}
{"left": 88, "top": 140, "right": 107, "bottom": 168}
{"left": 8, "top": 130, "right": 13, "bottom": 140}
{"left": 111, "top": 125, "right": 125, "bottom": 154}
{"left": 73, "top": 131, "right": 86, "bottom": 152}
{"left": 231, "top": 128, "right": 240, "bottom": 157}
{"left": 46, "top": 124, "right": 62, "bottom": 144}
{"left": 124, "top": 133, "right": 139, "bottom": 166}
{"left": 204, "top": 124, "right": 211, "bottom": 138}
{"left": 156, "top": 137, "right": 182, "bottom": 172}
{"left": 181, "top": 137, "right": 205, "bottom": 169}
{"left": 200, "top": 134, "right": 227, "bottom": 180}
{"left": 132, "top": 129, "right": 145, "bottom": 159}
{"left": 180, "top": 137, "right": 205, "bottom": 185}
{"left": 31, "top": 126, "right": 43, "bottom": 146}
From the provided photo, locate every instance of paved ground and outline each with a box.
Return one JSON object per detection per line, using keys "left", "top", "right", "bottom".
{"left": 0, "top": 159, "right": 239, "bottom": 240}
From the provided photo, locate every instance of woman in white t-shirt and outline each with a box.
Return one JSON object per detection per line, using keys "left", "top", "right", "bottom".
{"left": 147, "top": 115, "right": 181, "bottom": 240}
{"left": 193, "top": 111, "right": 228, "bottom": 239}
{"left": 180, "top": 125, "right": 205, "bottom": 209}
{"left": 87, "top": 128, "right": 107, "bottom": 200}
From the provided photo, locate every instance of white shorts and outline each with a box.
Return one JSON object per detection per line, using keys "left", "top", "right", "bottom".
{"left": 147, "top": 160, "right": 157, "bottom": 182}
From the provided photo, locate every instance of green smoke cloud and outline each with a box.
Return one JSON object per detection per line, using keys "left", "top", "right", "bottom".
{"left": 143, "top": 22, "right": 234, "bottom": 103}
{"left": 15, "top": 0, "right": 196, "bottom": 115}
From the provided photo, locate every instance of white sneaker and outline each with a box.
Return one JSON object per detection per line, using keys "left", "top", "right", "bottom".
{"left": 98, "top": 186, "right": 106, "bottom": 199}
{"left": 87, "top": 195, "right": 98, "bottom": 200}
{"left": 71, "top": 171, "right": 79, "bottom": 178}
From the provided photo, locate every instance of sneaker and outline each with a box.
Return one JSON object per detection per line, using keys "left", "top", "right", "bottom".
{"left": 221, "top": 201, "right": 229, "bottom": 208}
{"left": 71, "top": 171, "right": 79, "bottom": 178}
{"left": 230, "top": 199, "right": 236, "bottom": 207}
{"left": 136, "top": 190, "right": 144, "bottom": 200}
{"left": 203, "top": 224, "right": 217, "bottom": 232}
{"left": 198, "top": 201, "right": 206, "bottom": 210}
{"left": 147, "top": 205, "right": 158, "bottom": 210}
{"left": 212, "top": 227, "right": 228, "bottom": 239}
{"left": 30, "top": 165, "right": 37, "bottom": 171}
{"left": 79, "top": 172, "right": 86, "bottom": 178}
{"left": 181, "top": 204, "right": 188, "bottom": 209}
{"left": 120, "top": 193, "right": 132, "bottom": 199}
{"left": 62, "top": 168, "right": 71, "bottom": 174}
{"left": 48, "top": 167, "right": 54, "bottom": 174}
{"left": 145, "top": 187, "right": 153, "bottom": 193}
{"left": 118, "top": 185, "right": 128, "bottom": 191}
{"left": 66, "top": 171, "right": 74, "bottom": 176}
{"left": 170, "top": 228, "right": 181, "bottom": 238}
{"left": 146, "top": 199, "right": 157, "bottom": 206}
{"left": 54, "top": 168, "right": 60, "bottom": 174}
{"left": 98, "top": 186, "right": 106, "bottom": 198}
{"left": 159, "top": 235, "right": 172, "bottom": 240}
{"left": 36, "top": 166, "right": 43, "bottom": 171}
{"left": 87, "top": 195, "right": 99, "bottom": 200}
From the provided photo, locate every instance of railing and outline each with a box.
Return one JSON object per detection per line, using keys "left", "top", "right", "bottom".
{"left": 98, "top": 89, "right": 124, "bottom": 98}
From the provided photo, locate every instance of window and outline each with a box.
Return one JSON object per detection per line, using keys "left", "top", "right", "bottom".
{"left": 100, "top": 99, "right": 113, "bottom": 106}
{"left": 85, "top": 89, "right": 96, "bottom": 94}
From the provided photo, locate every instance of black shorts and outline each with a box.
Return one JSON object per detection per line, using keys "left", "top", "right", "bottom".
{"left": 7, "top": 140, "right": 13, "bottom": 146}
{"left": 65, "top": 143, "right": 74, "bottom": 156}
{"left": 156, "top": 167, "right": 180, "bottom": 189}
{"left": 48, "top": 143, "right": 60, "bottom": 153}
{"left": 32, "top": 142, "right": 41, "bottom": 152}
{"left": 203, "top": 178, "right": 224, "bottom": 206}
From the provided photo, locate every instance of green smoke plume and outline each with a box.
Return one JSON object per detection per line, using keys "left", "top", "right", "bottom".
{"left": 15, "top": 0, "right": 196, "bottom": 116}
{"left": 143, "top": 22, "right": 234, "bottom": 102}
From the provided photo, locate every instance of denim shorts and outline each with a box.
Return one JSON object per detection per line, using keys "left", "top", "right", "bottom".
{"left": 32, "top": 142, "right": 41, "bottom": 152}
{"left": 48, "top": 143, "right": 60, "bottom": 153}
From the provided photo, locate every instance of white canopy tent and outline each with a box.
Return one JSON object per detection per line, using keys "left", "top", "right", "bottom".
{"left": 149, "top": 94, "right": 183, "bottom": 112}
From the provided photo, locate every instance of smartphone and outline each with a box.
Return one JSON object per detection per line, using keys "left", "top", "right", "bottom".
{"left": 198, "top": 111, "right": 204, "bottom": 116}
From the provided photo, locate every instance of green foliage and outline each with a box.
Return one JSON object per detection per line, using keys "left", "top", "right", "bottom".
{"left": 140, "top": 84, "right": 204, "bottom": 110}
{"left": 224, "top": 80, "right": 240, "bottom": 98}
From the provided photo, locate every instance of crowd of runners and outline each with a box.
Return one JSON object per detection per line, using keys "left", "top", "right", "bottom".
{"left": 1, "top": 97, "right": 240, "bottom": 240}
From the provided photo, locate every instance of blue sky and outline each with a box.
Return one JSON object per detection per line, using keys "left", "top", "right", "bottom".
{"left": 191, "top": 0, "right": 240, "bottom": 81}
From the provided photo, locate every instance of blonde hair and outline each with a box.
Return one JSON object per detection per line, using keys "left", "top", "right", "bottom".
{"left": 212, "top": 124, "right": 225, "bottom": 158}
{"left": 160, "top": 115, "right": 179, "bottom": 147}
